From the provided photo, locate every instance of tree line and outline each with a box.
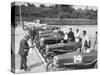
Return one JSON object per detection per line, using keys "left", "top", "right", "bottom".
{"left": 12, "top": 2, "right": 97, "bottom": 21}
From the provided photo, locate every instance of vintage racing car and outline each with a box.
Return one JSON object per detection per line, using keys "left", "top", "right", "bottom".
{"left": 42, "top": 42, "right": 82, "bottom": 62}
{"left": 46, "top": 50, "right": 97, "bottom": 71}
{"left": 34, "top": 34, "right": 63, "bottom": 51}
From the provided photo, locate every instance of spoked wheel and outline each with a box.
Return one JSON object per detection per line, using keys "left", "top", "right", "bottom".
{"left": 46, "top": 60, "right": 57, "bottom": 72}
{"left": 41, "top": 49, "right": 46, "bottom": 57}
{"left": 45, "top": 52, "right": 55, "bottom": 63}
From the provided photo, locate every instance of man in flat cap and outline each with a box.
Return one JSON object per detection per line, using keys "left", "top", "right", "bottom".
{"left": 18, "top": 35, "right": 34, "bottom": 71}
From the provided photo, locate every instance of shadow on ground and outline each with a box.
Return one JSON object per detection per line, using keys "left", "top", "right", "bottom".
{"left": 29, "top": 62, "right": 43, "bottom": 70}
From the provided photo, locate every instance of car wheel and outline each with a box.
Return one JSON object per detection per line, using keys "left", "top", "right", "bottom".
{"left": 45, "top": 52, "right": 55, "bottom": 63}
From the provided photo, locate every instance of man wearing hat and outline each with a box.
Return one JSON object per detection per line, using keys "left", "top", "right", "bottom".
{"left": 18, "top": 35, "right": 34, "bottom": 71}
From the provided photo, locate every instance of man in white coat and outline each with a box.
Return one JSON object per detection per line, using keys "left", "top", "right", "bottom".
{"left": 81, "top": 30, "right": 90, "bottom": 53}
{"left": 75, "top": 29, "right": 80, "bottom": 42}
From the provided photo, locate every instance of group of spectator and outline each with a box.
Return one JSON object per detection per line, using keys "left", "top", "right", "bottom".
{"left": 61, "top": 28, "right": 97, "bottom": 53}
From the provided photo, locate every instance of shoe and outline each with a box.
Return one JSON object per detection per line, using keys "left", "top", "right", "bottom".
{"left": 20, "top": 67, "right": 24, "bottom": 70}
{"left": 24, "top": 67, "right": 31, "bottom": 71}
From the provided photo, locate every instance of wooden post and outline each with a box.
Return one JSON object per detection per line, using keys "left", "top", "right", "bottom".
{"left": 19, "top": 5, "right": 23, "bottom": 29}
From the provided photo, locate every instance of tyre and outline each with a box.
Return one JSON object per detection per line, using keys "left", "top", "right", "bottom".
{"left": 45, "top": 52, "right": 55, "bottom": 63}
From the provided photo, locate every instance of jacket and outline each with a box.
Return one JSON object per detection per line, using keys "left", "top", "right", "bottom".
{"left": 18, "top": 39, "right": 29, "bottom": 56}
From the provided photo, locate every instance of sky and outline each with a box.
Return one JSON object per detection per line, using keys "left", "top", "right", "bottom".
{"left": 72, "top": 5, "right": 97, "bottom": 10}
{"left": 14, "top": 1, "right": 97, "bottom": 10}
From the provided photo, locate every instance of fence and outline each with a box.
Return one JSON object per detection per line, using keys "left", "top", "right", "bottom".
{"left": 15, "top": 17, "right": 97, "bottom": 25}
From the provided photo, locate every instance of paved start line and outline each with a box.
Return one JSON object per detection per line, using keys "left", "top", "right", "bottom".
{"left": 34, "top": 47, "right": 47, "bottom": 65}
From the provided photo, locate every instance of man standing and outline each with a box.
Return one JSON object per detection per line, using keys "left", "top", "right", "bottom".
{"left": 75, "top": 29, "right": 80, "bottom": 42}
{"left": 68, "top": 28, "right": 75, "bottom": 42}
{"left": 93, "top": 31, "right": 97, "bottom": 50}
{"left": 18, "top": 35, "right": 33, "bottom": 71}
{"left": 58, "top": 28, "right": 65, "bottom": 39}
{"left": 81, "top": 30, "right": 90, "bottom": 53}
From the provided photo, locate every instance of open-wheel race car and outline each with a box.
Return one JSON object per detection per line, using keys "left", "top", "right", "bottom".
{"left": 34, "top": 28, "right": 64, "bottom": 48}
{"left": 46, "top": 50, "right": 97, "bottom": 71}
{"left": 42, "top": 42, "right": 82, "bottom": 62}
{"left": 34, "top": 33, "right": 63, "bottom": 52}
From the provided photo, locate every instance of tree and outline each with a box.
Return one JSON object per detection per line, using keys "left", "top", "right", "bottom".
{"left": 40, "top": 4, "right": 46, "bottom": 8}
{"left": 60, "top": 5, "right": 74, "bottom": 13}
{"left": 27, "top": 3, "right": 36, "bottom": 7}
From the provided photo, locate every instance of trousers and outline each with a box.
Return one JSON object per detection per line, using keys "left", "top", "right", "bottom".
{"left": 20, "top": 55, "right": 28, "bottom": 69}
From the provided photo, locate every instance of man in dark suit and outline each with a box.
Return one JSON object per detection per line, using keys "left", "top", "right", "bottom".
{"left": 18, "top": 35, "right": 34, "bottom": 71}
{"left": 68, "top": 28, "right": 75, "bottom": 42}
